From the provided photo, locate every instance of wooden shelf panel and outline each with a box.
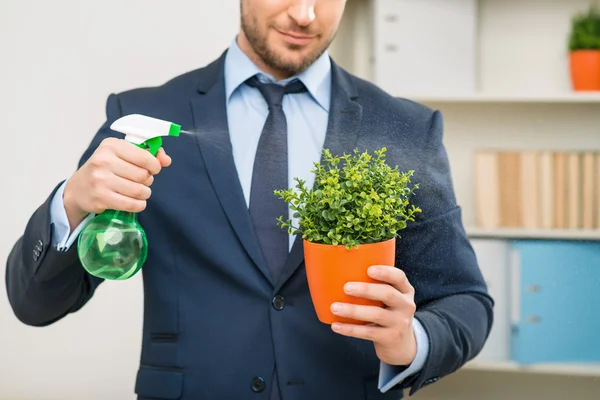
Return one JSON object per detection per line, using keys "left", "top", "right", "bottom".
{"left": 463, "top": 361, "right": 600, "bottom": 378}
{"left": 398, "top": 93, "right": 600, "bottom": 104}
{"left": 465, "top": 227, "right": 600, "bottom": 241}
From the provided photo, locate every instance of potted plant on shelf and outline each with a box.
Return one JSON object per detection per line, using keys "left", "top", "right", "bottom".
{"left": 568, "top": 5, "right": 600, "bottom": 91}
{"left": 275, "top": 147, "right": 421, "bottom": 325}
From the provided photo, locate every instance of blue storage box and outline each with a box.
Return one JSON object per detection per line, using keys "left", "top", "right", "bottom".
{"left": 510, "top": 240, "right": 600, "bottom": 364}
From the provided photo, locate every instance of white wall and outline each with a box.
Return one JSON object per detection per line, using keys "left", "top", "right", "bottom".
{"left": 0, "top": 1, "right": 239, "bottom": 399}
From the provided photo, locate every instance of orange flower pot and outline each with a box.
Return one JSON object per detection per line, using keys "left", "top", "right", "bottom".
{"left": 570, "top": 50, "right": 600, "bottom": 91}
{"left": 303, "top": 237, "right": 396, "bottom": 325}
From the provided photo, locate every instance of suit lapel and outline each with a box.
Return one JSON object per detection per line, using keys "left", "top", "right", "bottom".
{"left": 189, "top": 52, "right": 272, "bottom": 285}
{"left": 274, "top": 60, "right": 363, "bottom": 292}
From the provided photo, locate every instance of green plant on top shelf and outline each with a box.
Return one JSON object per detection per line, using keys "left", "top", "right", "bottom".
{"left": 274, "top": 147, "right": 422, "bottom": 250}
{"left": 569, "top": 5, "right": 600, "bottom": 51}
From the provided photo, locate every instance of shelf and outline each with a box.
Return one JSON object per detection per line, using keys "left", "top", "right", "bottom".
{"left": 397, "top": 92, "right": 600, "bottom": 104}
{"left": 463, "top": 361, "right": 600, "bottom": 378}
{"left": 465, "top": 227, "right": 600, "bottom": 241}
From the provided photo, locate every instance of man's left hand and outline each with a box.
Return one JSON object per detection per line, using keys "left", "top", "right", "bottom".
{"left": 330, "top": 265, "right": 418, "bottom": 366}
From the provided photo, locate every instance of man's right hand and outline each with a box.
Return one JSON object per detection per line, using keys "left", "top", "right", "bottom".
{"left": 63, "top": 137, "right": 172, "bottom": 231}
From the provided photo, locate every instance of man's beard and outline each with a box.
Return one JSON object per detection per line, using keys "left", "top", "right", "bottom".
{"left": 240, "top": 10, "right": 332, "bottom": 77}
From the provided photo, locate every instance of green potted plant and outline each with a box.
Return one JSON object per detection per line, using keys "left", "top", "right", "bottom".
{"left": 275, "top": 147, "right": 421, "bottom": 325}
{"left": 568, "top": 5, "right": 600, "bottom": 91}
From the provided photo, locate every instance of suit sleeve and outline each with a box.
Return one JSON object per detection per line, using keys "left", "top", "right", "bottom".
{"left": 378, "top": 317, "right": 429, "bottom": 392}
{"left": 392, "top": 109, "right": 494, "bottom": 395}
{"left": 50, "top": 180, "right": 95, "bottom": 251}
{"left": 5, "top": 94, "right": 124, "bottom": 326}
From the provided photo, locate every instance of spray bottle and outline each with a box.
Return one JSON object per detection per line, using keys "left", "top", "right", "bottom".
{"left": 77, "top": 114, "right": 181, "bottom": 280}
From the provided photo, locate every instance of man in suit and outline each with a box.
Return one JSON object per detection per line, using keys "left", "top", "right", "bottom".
{"left": 5, "top": 0, "right": 493, "bottom": 399}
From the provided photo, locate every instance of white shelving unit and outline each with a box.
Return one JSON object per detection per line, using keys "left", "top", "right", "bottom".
{"left": 331, "top": 0, "right": 600, "bottom": 399}
{"left": 463, "top": 361, "right": 600, "bottom": 378}
{"left": 406, "top": 92, "right": 600, "bottom": 104}
{"left": 466, "top": 227, "right": 600, "bottom": 241}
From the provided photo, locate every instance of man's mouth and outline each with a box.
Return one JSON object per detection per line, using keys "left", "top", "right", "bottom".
{"left": 276, "top": 28, "right": 317, "bottom": 46}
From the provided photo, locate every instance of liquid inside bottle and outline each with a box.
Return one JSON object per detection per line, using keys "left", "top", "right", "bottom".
{"left": 77, "top": 210, "right": 147, "bottom": 280}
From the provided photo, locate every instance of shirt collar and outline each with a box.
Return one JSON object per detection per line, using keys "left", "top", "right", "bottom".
{"left": 224, "top": 36, "right": 331, "bottom": 111}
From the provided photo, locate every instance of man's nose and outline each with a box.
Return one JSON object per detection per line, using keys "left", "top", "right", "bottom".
{"left": 288, "top": 0, "right": 316, "bottom": 26}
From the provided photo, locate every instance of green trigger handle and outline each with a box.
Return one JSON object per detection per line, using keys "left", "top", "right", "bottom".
{"left": 137, "top": 136, "right": 163, "bottom": 156}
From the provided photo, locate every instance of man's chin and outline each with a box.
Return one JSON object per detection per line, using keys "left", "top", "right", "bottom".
{"left": 272, "top": 50, "right": 318, "bottom": 71}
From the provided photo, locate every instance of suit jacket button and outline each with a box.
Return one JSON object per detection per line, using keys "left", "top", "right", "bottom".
{"left": 33, "top": 249, "right": 39, "bottom": 261}
{"left": 251, "top": 377, "right": 265, "bottom": 392}
{"left": 424, "top": 377, "right": 439, "bottom": 386}
{"left": 272, "top": 295, "right": 285, "bottom": 311}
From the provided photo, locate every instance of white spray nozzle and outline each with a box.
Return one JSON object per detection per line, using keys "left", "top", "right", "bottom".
{"left": 110, "top": 114, "right": 181, "bottom": 156}
{"left": 110, "top": 114, "right": 181, "bottom": 144}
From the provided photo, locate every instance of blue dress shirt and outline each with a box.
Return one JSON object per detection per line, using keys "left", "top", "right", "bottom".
{"left": 49, "top": 36, "right": 429, "bottom": 393}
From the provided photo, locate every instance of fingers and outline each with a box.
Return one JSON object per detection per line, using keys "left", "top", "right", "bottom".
{"left": 156, "top": 148, "right": 172, "bottom": 167}
{"left": 331, "top": 302, "right": 395, "bottom": 326}
{"left": 368, "top": 266, "right": 414, "bottom": 297}
{"left": 79, "top": 138, "right": 172, "bottom": 215}
{"left": 109, "top": 157, "right": 154, "bottom": 185}
{"left": 103, "top": 138, "right": 163, "bottom": 175}
{"left": 87, "top": 185, "right": 148, "bottom": 214}
{"left": 344, "top": 281, "right": 408, "bottom": 309}
{"left": 108, "top": 175, "right": 152, "bottom": 201}
{"left": 87, "top": 174, "right": 150, "bottom": 213}
{"left": 98, "top": 138, "right": 171, "bottom": 180}
{"left": 144, "top": 174, "right": 154, "bottom": 186}
{"left": 330, "top": 321, "right": 386, "bottom": 342}
{"left": 104, "top": 190, "right": 148, "bottom": 213}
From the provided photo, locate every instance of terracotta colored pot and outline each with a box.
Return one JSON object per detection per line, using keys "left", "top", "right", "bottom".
{"left": 570, "top": 50, "right": 600, "bottom": 91}
{"left": 303, "top": 238, "right": 396, "bottom": 325}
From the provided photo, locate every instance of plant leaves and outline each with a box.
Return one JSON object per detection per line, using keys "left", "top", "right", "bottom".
{"left": 273, "top": 147, "right": 422, "bottom": 246}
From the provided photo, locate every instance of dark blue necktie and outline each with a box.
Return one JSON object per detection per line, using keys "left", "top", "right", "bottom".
{"left": 245, "top": 75, "right": 308, "bottom": 282}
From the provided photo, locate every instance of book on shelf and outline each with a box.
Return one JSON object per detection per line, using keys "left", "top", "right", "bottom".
{"left": 474, "top": 149, "right": 600, "bottom": 231}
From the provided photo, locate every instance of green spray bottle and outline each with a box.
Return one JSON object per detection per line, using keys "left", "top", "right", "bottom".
{"left": 77, "top": 114, "right": 181, "bottom": 280}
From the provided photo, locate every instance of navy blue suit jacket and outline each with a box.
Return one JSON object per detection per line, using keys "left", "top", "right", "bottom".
{"left": 6, "top": 51, "right": 493, "bottom": 400}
